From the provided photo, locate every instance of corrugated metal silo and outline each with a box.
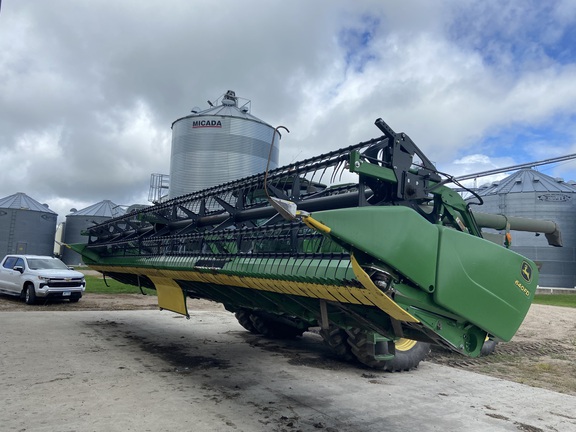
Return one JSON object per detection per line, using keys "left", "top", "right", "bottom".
{"left": 473, "top": 169, "right": 576, "bottom": 288}
{"left": 169, "top": 90, "right": 281, "bottom": 198}
{"left": 0, "top": 192, "right": 58, "bottom": 257}
{"left": 61, "top": 200, "right": 125, "bottom": 265}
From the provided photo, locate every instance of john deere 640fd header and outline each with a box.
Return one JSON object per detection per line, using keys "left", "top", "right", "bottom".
{"left": 71, "top": 118, "right": 560, "bottom": 371}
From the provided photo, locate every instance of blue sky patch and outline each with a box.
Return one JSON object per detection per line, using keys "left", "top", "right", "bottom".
{"left": 458, "top": 116, "right": 576, "bottom": 180}
{"left": 448, "top": 3, "right": 576, "bottom": 70}
{"left": 338, "top": 15, "right": 380, "bottom": 73}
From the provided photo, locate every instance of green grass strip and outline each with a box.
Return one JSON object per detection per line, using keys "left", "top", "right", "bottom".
{"left": 533, "top": 294, "right": 576, "bottom": 308}
{"left": 83, "top": 275, "right": 156, "bottom": 295}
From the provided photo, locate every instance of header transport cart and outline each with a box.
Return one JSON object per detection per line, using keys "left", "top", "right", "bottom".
{"left": 70, "top": 118, "right": 561, "bottom": 371}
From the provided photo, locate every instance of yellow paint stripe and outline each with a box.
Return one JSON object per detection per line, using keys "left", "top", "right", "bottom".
{"left": 89, "top": 263, "right": 417, "bottom": 322}
{"left": 272, "top": 279, "right": 299, "bottom": 296}
{"left": 337, "top": 287, "right": 362, "bottom": 304}
{"left": 302, "top": 215, "right": 331, "bottom": 233}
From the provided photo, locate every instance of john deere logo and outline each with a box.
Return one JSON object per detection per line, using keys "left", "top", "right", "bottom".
{"left": 521, "top": 261, "right": 532, "bottom": 283}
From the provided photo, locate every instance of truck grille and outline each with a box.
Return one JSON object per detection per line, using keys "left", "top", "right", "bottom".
{"left": 48, "top": 279, "right": 84, "bottom": 288}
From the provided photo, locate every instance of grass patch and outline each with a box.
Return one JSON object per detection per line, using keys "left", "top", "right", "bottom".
{"left": 531, "top": 362, "right": 554, "bottom": 372}
{"left": 533, "top": 294, "right": 576, "bottom": 308}
{"left": 84, "top": 275, "right": 156, "bottom": 295}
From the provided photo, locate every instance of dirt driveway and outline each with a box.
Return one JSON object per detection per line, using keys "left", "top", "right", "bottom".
{"left": 1, "top": 293, "right": 575, "bottom": 396}
{"left": 428, "top": 303, "right": 576, "bottom": 396}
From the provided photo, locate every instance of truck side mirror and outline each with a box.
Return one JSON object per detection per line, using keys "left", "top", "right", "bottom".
{"left": 13, "top": 266, "right": 24, "bottom": 274}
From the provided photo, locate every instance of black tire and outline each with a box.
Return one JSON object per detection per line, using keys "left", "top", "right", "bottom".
{"left": 346, "top": 328, "right": 430, "bottom": 371}
{"left": 384, "top": 338, "right": 431, "bottom": 371}
{"left": 346, "top": 328, "right": 386, "bottom": 369}
{"left": 480, "top": 339, "right": 498, "bottom": 356}
{"left": 235, "top": 309, "right": 259, "bottom": 334}
{"left": 249, "top": 313, "right": 305, "bottom": 339}
{"left": 319, "top": 325, "right": 355, "bottom": 361}
{"left": 69, "top": 297, "right": 80, "bottom": 303}
{"left": 24, "top": 284, "right": 36, "bottom": 305}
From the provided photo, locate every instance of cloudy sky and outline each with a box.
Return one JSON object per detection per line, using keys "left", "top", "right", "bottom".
{"left": 2, "top": 0, "right": 576, "bottom": 221}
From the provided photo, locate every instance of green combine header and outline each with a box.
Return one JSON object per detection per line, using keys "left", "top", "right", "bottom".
{"left": 71, "top": 118, "right": 561, "bottom": 371}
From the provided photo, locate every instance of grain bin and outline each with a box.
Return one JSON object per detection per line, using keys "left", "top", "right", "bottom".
{"left": 61, "top": 200, "right": 125, "bottom": 265}
{"left": 0, "top": 192, "right": 57, "bottom": 257}
{"left": 169, "top": 90, "right": 281, "bottom": 198}
{"left": 473, "top": 169, "right": 576, "bottom": 288}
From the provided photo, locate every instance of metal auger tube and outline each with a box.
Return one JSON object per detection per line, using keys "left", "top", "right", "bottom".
{"left": 472, "top": 211, "right": 562, "bottom": 247}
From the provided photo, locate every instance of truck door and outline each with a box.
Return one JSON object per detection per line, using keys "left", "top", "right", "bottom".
{"left": 0, "top": 256, "right": 20, "bottom": 293}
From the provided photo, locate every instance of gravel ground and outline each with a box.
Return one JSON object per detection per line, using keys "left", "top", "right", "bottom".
{"left": 2, "top": 308, "right": 575, "bottom": 432}
{"left": 1, "top": 292, "right": 575, "bottom": 396}
{"left": 427, "top": 303, "right": 576, "bottom": 396}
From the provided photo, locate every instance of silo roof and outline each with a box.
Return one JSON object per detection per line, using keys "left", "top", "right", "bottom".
{"left": 172, "top": 91, "right": 271, "bottom": 127}
{"left": 476, "top": 169, "right": 576, "bottom": 196}
{"left": 0, "top": 192, "right": 57, "bottom": 214}
{"left": 173, "top": 105, "right": 269, "bottom": 127}
{"left": 67, "top": 200, "right": 125, "bottom": 217}
{"left": 195, "top": 104, "right": 266, "bottom": 121}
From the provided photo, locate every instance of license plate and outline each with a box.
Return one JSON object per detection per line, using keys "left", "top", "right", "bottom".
{"left": 62, "top": 291, "right": 71, "bottom": 296}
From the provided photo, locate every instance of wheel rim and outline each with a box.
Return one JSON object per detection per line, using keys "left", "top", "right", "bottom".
{"left": 395, "top": 338, "right": 417, "bottom": 352}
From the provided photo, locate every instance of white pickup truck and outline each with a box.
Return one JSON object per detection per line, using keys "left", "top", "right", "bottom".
{"left": 0, "top": 255, "right": 86, "bottom": 304}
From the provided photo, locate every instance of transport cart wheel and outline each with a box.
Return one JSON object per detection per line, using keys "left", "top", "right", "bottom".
{"left": 346, "top": 328, "right": 430, "bottom": 371}
{"left": 319, "top": 325, "right": 355, "bottom": 361}
{"left": 234, "top": 309, "right": 259, "bottom": 334}
{"left": 387, "top": 338, "right": 431, "bottom": 371}
{"left": 249, "top": 313, "right": 305, "bottom": 339}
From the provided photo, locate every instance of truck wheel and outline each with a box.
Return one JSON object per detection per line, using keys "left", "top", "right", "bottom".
{"left": 234, "top": 309, "right": 259, "bottom": 334}
{"left": 249, "top": 313, "right": 305, "bottom": 339}
{"left": 346, "top": 328, "right": 430, "bottom": 371}
{"left": 319, "top": 325, "right": 355, "bottom": 361}
{"left": 69, "top": 297, "right": 80, "bottom": 303}
{"left": 24, "top": 284, "right": 36, "bottom": 305}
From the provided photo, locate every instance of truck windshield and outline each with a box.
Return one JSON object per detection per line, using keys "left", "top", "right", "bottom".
{"left": 26, "top": 258, "right": 70, "bottom": 270}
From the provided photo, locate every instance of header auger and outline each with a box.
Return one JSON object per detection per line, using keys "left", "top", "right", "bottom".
{"left": 71, "top": 118, "right": 557, "bottom": 371}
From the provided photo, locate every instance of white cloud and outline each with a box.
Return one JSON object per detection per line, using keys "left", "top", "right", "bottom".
{"left": 1, "top": 0, "right": 576, "bottom": 223}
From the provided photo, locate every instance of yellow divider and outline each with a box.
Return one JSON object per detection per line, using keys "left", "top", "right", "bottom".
{"left": 149, "top": 276, "right": 188, "bottom": 317}
{"left": 350, "top": 254, "right": 419, "bottom": 323}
